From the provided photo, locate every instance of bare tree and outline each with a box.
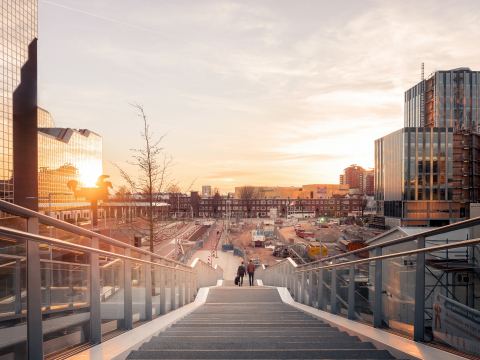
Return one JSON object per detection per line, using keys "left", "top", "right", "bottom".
{"left": 112, "top": 103, "right": 175, "bottom": 252}
{"left": 360, "top": 195, "right": 369, "bottom": 217}
{"left": 212, "top": 186, "right": 221, "bottom": 198}
{"left": 238, "top": 185, "right": 259, "bottom": 217}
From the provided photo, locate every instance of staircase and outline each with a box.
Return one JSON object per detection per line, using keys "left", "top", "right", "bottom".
{"left": 126, "top": 287, "right": 397, "bottom": 359}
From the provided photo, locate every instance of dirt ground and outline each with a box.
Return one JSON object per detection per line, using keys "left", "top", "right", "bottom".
{"left": 227, "top": 220, "right": 353, "bottom": 264}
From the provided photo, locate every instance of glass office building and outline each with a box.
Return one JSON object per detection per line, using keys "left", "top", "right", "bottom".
{"left": 375, "top": 127, "right": 480, "bottom": 226}
{"left": 38, "top": 108, "right": 103, "bottom": 213}
{"left": 405, "top": 68, "right": 480, "bottom": 132}
{"left": 1, "top": 1, "right": 38, "bottom": 209}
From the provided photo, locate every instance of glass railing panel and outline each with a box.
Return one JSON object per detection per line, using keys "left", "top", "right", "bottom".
{"left": 99, "top": 241, "right": 125, "bottom": 256}
{"left": 39, "top": 222, "right": 91, "bottom": 247}
{"left": 131, "top": 262, "right": 146, "bottom": 324}
{"left": 336, "top": 265, "right": 349, "bottom": 318}
{"left": 100, "top": 257, "right": 124, "bottom": 334}
{"left": 354, "top": 261, "right": 374, "bottom": 324}
{"left": 381, "top": 255, "right": 416, "bottom": 337}
{"left": 40, "top": 244, "right": 90, "bottom": 357}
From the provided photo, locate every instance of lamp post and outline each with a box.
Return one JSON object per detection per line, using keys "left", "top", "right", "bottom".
{"left": 27, "top": 192, "right": 73, "bottom": 238}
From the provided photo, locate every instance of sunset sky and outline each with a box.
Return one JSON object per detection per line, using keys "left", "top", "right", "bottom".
{"left": 38, "top": 0, "right": 480, "bottom": 194}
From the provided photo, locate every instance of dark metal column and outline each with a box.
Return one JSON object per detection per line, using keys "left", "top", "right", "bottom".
{"left": 374, "top": 247, "right": 383, "bottom": 328}
{"left": 159, "top": 266, "right": 166, "bottom": 315}
{"left": 317, "top": 268, "right": 323, "bottom": 310}
{"left": 178, "top": 270, "right": 184, "bottom": 308}
{"left": 414, "top": 236, "right": 426, "bottom": 341}
{"left": 145, "top": 255, "right": 152, "bottom": 321}
{"left": 331, "top": 260, "right": 337, "bottom": 314}
{"left": 348, "top": 254, "right": 355, "bottom": 320}
{"left": 124, "top": 248, "right": 132, "bottom": 330}
{"left": 308, "top": 265, "right": 313, "bottom": 307}
{"left": 14, "top": 259, "right": 22, "bottom": 314}
{"left": 26, "top": 217, "right": 43, "bottom": 360}
{"left": 90, "top": 237, "right": 101, "bottom": 344}
{"left": 170, "top": 268, "right": 176, "bottom": 311}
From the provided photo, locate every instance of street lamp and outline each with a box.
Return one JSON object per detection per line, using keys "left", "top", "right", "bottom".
{"left": 27, "top": 192, "right": 73, "bottom": 237}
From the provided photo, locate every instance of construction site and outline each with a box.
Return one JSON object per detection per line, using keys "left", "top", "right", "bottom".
{"left": 225, "top": 217, "right": 389, "bottom": 266}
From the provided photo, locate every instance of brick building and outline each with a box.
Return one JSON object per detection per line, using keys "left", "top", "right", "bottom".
{"left": 340, "top": 165, "right": 374, "bottom": 195}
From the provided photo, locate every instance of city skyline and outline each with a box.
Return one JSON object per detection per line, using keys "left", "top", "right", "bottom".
{"left": 37, "top": 0, "right": 480, "bottom": 193}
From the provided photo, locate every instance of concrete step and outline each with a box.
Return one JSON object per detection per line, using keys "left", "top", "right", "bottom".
{"left": 171, "top": 323, "right": 330, "bottom": 328}
{"left": 176, "top": 320, "right": 324, "bottom": 324}
{"left": 156, "top": 334, "right": 353, "bottom": 341}
{"left": 139, "top": 340, "right": 375, "bottom": 350}
{"left": 126, "top": 349, "right": 396, "bottom": 359}
{"left": 163, "top": 330, "right": 345, "bottom": 336}
{"left": 185, "top": 315, "right": 317, "bottom": 319}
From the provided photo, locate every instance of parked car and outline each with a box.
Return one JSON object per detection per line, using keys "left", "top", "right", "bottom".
{"left": 195, "top": 220, "right": 201, "bottom": 225}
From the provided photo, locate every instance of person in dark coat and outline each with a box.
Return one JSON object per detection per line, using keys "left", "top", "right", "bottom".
{"left": 237, "top": 261, "right": 246, "bottom": 287}
{"left": 247, "top": 259, "right": 255, "bottom": 286}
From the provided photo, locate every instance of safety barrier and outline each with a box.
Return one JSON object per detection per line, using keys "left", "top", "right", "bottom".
{"left": 0, "top": 200, "right": 222, "bottom": 360}
{"left": 257, "top": 217, "right": 480, "bottom": 358}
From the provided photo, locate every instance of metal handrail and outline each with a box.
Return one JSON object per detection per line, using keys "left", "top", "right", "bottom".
{"left": 0, "top": 225, "right": 195, "bottom": 273}
{"left": 0, "top": 199, "right": 189, "bottom": 269}
{"left": 291, "top": 237, "right": 480, "bottom": 273}
{"left": 300, "top": 215, "right": 480, "bottom": 267}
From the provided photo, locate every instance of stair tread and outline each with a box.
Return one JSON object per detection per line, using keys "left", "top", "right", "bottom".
{"left": 127, "top": 349, "right": 396, "bottom": 359}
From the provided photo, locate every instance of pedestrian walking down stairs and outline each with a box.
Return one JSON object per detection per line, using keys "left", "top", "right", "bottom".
{"left": 126, "top": 286, "right": 399, "bottom": 359}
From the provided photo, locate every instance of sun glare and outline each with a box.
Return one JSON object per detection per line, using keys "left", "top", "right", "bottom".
{"left": 79, "top": 163, "right": 102, "bottom": 187}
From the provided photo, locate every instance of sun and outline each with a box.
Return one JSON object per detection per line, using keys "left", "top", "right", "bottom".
{"left": 79, "top": 162, "right": 102, "bottom": 187}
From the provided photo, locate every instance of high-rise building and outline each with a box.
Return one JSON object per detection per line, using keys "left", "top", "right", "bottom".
{"left": 405, "top": 68, "right": 480, "bottom": 132}
{"left": 37, "top": 108, "right": 103, "bottom": 216}
{"left": 340, "top": 165, "right": 374, "bottom": 195}
{"left": 1, "top": 1, "right": 38, "bottom": 210}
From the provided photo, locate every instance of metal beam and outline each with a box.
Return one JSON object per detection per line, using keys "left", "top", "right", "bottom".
{"left": 414, "top": 236, "right": 426, "bottom": 341}
{"left": 318, "top": 268, "right": 323, "bottom": 310}
{"left": 374, "top": 247, "right": 383, "bottom": 328}
{"left": 124, "top": 248, "right": 133, "bottom": 330}
{"left": 90, "top": 237, "right": 101, "bottom": 344}
{"left": 331, "top": 261, "right": 337, "bottom": 314}
{"left": 145, "top": 255, "right": 152, "bottom": 321}
{"left": 348, "top": 254, "right": 355, "bottom": 320}
{"left": 26, "top": 217, "right": 43, "bottom": 360}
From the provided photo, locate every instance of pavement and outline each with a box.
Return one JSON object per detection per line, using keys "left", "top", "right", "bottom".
{"left": 188, "top": 222, "right": 243, "bottom": 281}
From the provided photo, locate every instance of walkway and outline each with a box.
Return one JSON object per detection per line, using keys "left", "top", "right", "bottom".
{"left": 126, "top": 286, "right": 397, "bottom": 359}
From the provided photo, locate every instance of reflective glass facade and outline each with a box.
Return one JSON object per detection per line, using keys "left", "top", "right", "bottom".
{"left": 405, "top": 68, "right": 480, "bottom": 133}
{"left": 38, "top": 109, "right": 102, "bottom": 212}
{"left": 0, "top": 1, "right": 38, "bottom": 207}
{"left": 375, "top": 127, "right": 479, "bottom": 226}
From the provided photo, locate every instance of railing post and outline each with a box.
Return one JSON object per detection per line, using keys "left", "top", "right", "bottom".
{"left": 159, "top": 265, "right": 166, "bottom": 315}
{"left": 308, "top": 265, "right": 313, "bottom": 307}
{"left": 145, "top": 255, "right": 152, "bottom": 321}
{"left": 14, "top": 259, "right": 22, "bottom": 314}
{"left": 374, "top": 247, "right": 383, "bottom": 328}
{"left": 292, "top": 271, "right": 297, "bottom": 299}
{"left": 170, "top": 268, "right": 176, "bottom": 310}
{"left": 193, "top": 268, "right": 198, "bottom": 297}
{"left": 348, "top": 253, "right": 355, "bottom": 320}
{"left": 301, "top": 269, "right": 307, "bottom": 304}
{"left": 289, "top": 266, "right": 293, "bottom": 294}
{"left": 124, "top": 249, "right": 133, "bottom": 330}
{"left": 90, "top": 237, "right": 101, "bottom": 344}
{"left": 26, "top": 217, "right": 44, "bottom": 360}
{"left": 317, "top": 267, "right": 323, "bottom": 310}
{"left": 179, "top": 270, "right": 184, "bottom": 307}
{"left": 331, "top": 260, "right": 337, "bottom": 314}
{"left": 414, "top": 236, "right": 425, "bottom": 341}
